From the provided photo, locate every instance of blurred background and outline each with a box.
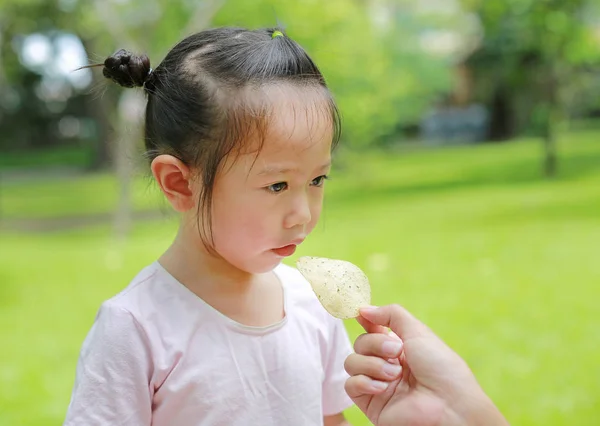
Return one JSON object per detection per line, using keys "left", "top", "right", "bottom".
{"left": 1, "top": 0, "right": 599, "bottom": 425}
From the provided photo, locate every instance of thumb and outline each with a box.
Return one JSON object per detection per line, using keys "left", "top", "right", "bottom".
{"left": 359, "top": 304, "right": 430, "bottom": 341}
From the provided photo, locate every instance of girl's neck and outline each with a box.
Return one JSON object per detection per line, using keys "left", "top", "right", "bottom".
{"left": 158, "top": 223, "right": 286, "bottom": 327}
{"left": 158, "top": 224, "right": 258, "bottom": 294}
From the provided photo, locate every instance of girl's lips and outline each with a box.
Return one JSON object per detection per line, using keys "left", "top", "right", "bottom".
{"left": 272, "top": 244, "right": 297, "bottom": 257}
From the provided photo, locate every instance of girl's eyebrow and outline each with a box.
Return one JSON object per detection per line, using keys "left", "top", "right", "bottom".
{"left": 258, "top": 166, "right": 297, "bottom": 176}
{"left": 318, "top": 160, "right": 332, "bottom": 170}
{"left": 258, "top": 161, "right": 331, "bottom": 176}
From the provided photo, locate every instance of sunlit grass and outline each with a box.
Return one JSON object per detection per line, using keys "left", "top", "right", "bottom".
{"left": 1, "top": 131, "right": 599, "bottom": 425}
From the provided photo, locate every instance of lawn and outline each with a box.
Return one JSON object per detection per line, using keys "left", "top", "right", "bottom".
{"left": 1, "top": 131, "right": 599, "bottom": 425}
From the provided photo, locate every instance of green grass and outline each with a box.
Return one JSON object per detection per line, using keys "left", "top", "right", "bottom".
{"left": 1, "top": 131, "right": 599, "bottom": 425}
{"left": 1, "top": 171, "right": 164, "bottom": 221}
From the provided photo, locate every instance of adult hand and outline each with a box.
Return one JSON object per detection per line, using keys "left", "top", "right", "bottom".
{"left": 344, "top": 304, "right": 508, "bottom": 426}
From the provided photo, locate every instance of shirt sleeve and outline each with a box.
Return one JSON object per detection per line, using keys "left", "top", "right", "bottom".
{"left": 321, "top": 316, "right": 355, "bottom": 416}
{"left": 64, "top": 303, "right": 154, "bottom": 426}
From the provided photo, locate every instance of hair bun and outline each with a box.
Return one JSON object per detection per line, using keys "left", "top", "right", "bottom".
{"left": 103, "top": 49, "right": 152, "bottom": 88}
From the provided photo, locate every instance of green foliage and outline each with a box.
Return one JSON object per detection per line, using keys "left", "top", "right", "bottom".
{"left": 211, "top": 0, "right": 453, "bottom": 146}
{"left": 1, "top": 0, "right": 453, "bottom": 156}
{"left": 467, "top": 0, "right": 599, "bottom": 61}
{"left": 460, "top": 0, "right": 600, "bottom": 95}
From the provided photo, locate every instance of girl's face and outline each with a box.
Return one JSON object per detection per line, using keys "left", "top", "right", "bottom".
{"left": 206, "top": 87, "right": 334, "bottom": 274}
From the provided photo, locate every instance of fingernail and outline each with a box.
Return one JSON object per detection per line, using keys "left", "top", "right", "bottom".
{"left": 383, "top": 363, "right": 402, "bottom": 378}
{"left": 370, "top": 380, "right": 389, "bottom": 391}
{"left": 382, "top": 340, "right": 403, "bottom": 357}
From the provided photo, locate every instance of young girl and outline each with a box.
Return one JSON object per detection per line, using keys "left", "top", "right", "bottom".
{"left": 64, "top": 27, "right": 355, "bottom": 425}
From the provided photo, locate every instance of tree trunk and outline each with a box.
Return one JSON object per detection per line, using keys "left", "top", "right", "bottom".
{"left": 113, "top": 91, "right": 144, "bottom": 240}
{"left": 541, "top": 65, "right": 560, "bottom": 178}
{"left": 93, "top": 0, "right": 143, "bottom": 240}
{"left": 93, "top": 0, "right": 225, "bottom": 239}
{"left": 542, "top": 116, "right": 557, "bottom": 177}
{"left": 80, "top": 36, "right": 115, "bottom": 171}
{"left": 113, "top": 135, "right": 132, "bottom": 240}
{"left": 85, "top": 87, "right": 116, "bottom": 171}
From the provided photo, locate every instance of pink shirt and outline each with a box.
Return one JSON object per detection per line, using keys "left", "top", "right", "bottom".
{"left": 64, "top": 262, "right": 354, "bottom": 425}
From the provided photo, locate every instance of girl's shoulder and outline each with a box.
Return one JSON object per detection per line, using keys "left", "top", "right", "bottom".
{"left": 96, "top": 261, "right": 213, "bottom": 333}
{"left": 104, "top": 261, "right": 171, "bottom": 309}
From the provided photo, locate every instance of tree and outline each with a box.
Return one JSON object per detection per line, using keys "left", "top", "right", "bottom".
{"left": 458, "top": 0, "right": 600, "bottom": 177}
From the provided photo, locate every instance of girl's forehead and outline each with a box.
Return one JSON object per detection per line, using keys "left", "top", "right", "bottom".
{"left": 218, "top": 83, "right": 335, "bottom": 177}
{"left": 242, "top": 84, "right": 335, "bottom": 155}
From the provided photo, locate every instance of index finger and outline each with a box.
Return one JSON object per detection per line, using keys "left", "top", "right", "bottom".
{"left": 356, "top": 314, "right": 402, "bottom": 341}
{"left": 359, "top": 304, "right": 430, "bottom": 340}
{"left": 356, "top": 314, "right": 388, "bottom": 335}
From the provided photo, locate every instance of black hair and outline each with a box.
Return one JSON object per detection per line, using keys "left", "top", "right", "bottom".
{"left": 98, "top": 27, "right": 341, "bottom": 247}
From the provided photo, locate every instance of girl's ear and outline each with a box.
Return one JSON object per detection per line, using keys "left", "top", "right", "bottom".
{"left": 151, "top": 155, "right": 197, "bottom": 212}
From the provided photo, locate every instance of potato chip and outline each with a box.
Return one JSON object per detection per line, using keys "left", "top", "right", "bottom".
{"left": 296, "top": 256, "right": 371, "bottom": 319}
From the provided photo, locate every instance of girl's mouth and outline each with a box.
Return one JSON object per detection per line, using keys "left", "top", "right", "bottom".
{"left": 272, "top": 244, "right": 297, "bottom": 257}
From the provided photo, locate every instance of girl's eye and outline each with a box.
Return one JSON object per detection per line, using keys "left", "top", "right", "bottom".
{"left": 266, "top": 176, "right": 328, "bottom": 193}
{"left": 267, "top": 182, "right": 288, "bottom": 193}
{"left": 311, "top": 175, "right": 329, "bottom": 187}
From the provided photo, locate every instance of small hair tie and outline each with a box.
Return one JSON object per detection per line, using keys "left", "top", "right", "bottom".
{"left": 272, "top": 30, "right": 284, "bottom": 39}
{"left": 143, "top": 68, "right": 154, "bottom": 87}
